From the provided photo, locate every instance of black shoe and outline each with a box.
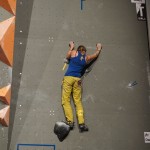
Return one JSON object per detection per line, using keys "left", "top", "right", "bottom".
{"left": 79, "top": 124, "right": 89, "bottom": 132}
{"left": 66, "top": 121, "right": 74, "bottom": 130}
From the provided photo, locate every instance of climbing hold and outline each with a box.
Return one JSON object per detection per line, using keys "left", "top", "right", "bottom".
{"left": 0, "top": 0, "right": 16, "bottom": 15}
{"left": 0, "top": 16, "right": 15, "bottom": 67}
{"left": 0, "top": 84, "right": 11, "bottom": 105}
{"left": 0, "top": 106, "right": 10, "bottom": 127}
{"left": 128, "top": 81, "right": 138, "bottom": 87}
{"left": 54, "top": 121, "right": 70, "bottom": 142}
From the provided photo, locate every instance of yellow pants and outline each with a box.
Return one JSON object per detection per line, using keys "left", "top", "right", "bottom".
{"left": 62, "top": 76, "right": 84, "bottom": 124}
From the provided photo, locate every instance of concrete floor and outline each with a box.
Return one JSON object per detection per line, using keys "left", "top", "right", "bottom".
{"left": 0, "top": 0, "right": 150, "bottom": 150}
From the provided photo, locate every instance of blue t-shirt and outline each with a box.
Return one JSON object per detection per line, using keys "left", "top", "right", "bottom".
{"left": 65, "top": 51, "right": 86, "bottom": 78}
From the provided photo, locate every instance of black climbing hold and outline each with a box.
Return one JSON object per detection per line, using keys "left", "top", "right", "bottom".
{"left": 54, "top": 121, "right": 70, "bottom": 142}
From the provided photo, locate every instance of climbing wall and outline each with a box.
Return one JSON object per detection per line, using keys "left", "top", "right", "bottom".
{"left": 146, "top": 0, "right": 150, "bottom": 58}
{"left": 0, "top": 0, "right": 150, "bottom": 150}
{"left": 0, "top": 0, "right": 16, "bottom": 149}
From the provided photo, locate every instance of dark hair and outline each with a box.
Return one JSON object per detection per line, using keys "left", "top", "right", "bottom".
{"left": 77, "top": 45, "right": 87, "bottom": 52}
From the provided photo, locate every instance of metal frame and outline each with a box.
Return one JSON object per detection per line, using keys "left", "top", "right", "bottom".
{"left": 17, "top": 144, "right": 56, "bottom": 150}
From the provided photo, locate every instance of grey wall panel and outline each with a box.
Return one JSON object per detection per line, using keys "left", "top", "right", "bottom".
{"left": 7, "top": 0, "right": 150, "bottom": 150}
{"left": 146, "top": 0, "right": 150, "bottom": 57}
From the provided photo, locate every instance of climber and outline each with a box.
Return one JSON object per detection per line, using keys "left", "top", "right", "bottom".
{"left": 62, "top": 41, "right": 102, "bottom": 132}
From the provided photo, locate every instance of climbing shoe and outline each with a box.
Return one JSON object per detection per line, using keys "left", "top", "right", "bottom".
{"left": 79, "top": 124, "right": 89, "bottom": 132}
{"left": 66, "top": 121, "right": 74, "bottom": 130}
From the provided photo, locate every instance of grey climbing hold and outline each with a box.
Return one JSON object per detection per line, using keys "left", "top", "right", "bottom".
{"left": 128, "top": 81, "right": 138, "bottom": 87}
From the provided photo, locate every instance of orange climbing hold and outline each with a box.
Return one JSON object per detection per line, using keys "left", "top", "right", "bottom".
{"left": 0, "top": 106, "right": 10, "bottom": 127}
{"left": 0, "top": 16, "right": 15, "bottom": 67}
{"left": 0, "top": 84, "right": 11, "bottom": 105}
{"left": 0, "top": 0, "right": 16, "bottom": 15}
